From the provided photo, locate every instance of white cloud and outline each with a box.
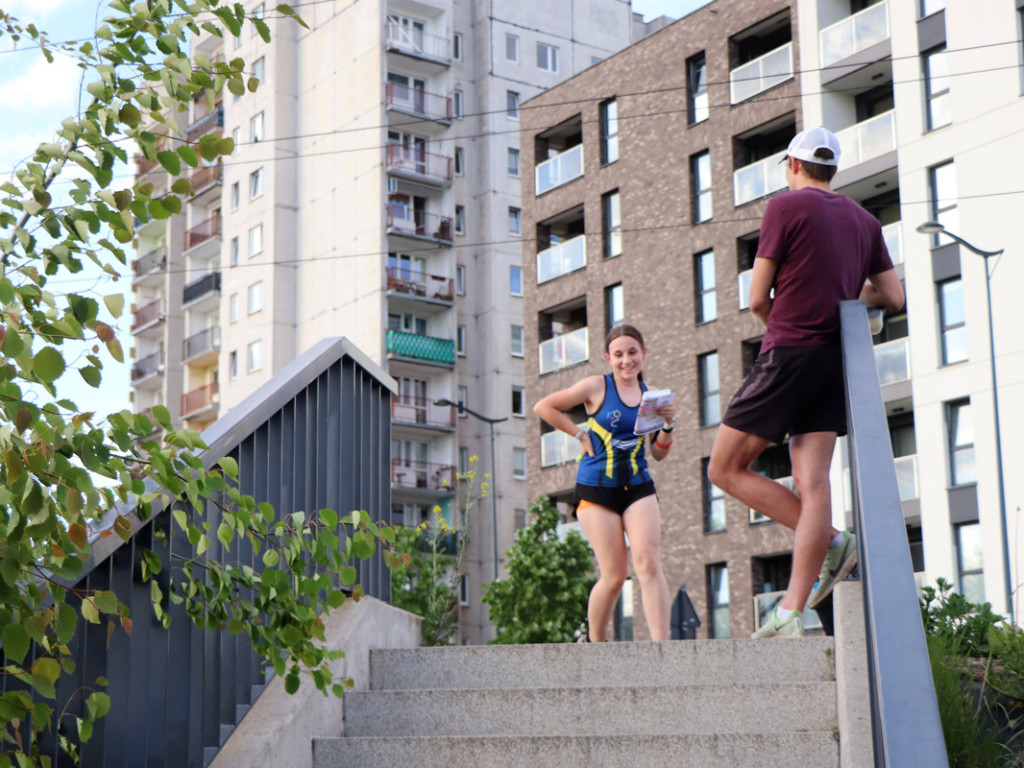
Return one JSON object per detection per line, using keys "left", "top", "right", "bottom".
{"left": 0, "top": 54, "right": 83, "bottom": 112}
{"left": 3, "top": 0, "right": 81, "bottom": 18}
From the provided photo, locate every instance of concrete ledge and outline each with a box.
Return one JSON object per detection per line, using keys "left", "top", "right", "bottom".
{"left": 833, "top": 581, "right": 873, "bottom": 768}
{"left": 210, "top": 597, "right": 420, "bottom": 768}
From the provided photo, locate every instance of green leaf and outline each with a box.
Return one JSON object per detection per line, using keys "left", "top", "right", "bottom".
{"left": 161, "top": 195, "right": 182, "bottom": 215}
{"left": 218, "top": 456, "right": 239, "bottom": 479}
{"left": 217, "top": 522, "right": 233, "bottom": 550}
{"left": 277, "top": 4, "right": 310, "bottom": 29}
{"left": 2, "top": 624, "right": 30, "bottom": 664}
{"left": 340, "top": 566, "right": 357, "bottom": 584}
{"left": 320, "top": 508, "right": 338, "bottom": 529}
{"left": 103, "top": 293, "right": 124, "bottom": 318}
{"left": 30, "top": 657, "right": 60, "bottom": 699}
{"left": 228, "top": 78, "right": 245, "bottom": 97}
{"left": 85, "top": 691, "right": 110, "bottom": 720}
{"left": 57, "top": 602, "right": 78, "bottom": 644}
{"left": 81, "top": 597, "right": 100, "bottom": 624}
{"left": 284, "top": 670, "right": 300, "bottom": 694}
{"left": 80, "top": 366, "right": 101, "bottom": 387}
{"left": 156, "top": 150, "right": 181, "bottom": 175}
{"left": 94, "top": 590, "right": 118, "bottom": 614}
{"left": 113, "top": 189, "right": 133, "bottom": 210}
{"left": 262, "top": 549, "right": 279, "bottom": 568}
{"left": 253, "top": 17, "right": 271, "bottom": 42}
{"left": 119, "top": 103, "right": 141, "bottom": 127}
{"left": 176, "top": 144, "right": 199, "bottom": 168}
{"left": 33, "top": 347, "right": 65, "bottom": 383}
{"left": 171, "top": 178, "right": 193, "bottom": 196}
{"left": 152, "top": 404, "right": 172, "bottom": 428}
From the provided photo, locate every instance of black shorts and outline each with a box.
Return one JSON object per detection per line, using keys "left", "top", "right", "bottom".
{"left": 722, "top": 340, "right": 846, "bottom": 445}
{"left": 573, "top": 481, "right": 657, "bottom": 518}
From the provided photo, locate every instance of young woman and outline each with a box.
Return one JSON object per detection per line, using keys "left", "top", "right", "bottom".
{"left": 533, "top": 324, "right": 675, "bottom": 641}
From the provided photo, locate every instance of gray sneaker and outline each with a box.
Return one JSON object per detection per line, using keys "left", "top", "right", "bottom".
{"left": 752, "top": 607, "right": 804, "bottom": 639}
{"left": 807, "top": 531, "right": 858, "bottom": 609}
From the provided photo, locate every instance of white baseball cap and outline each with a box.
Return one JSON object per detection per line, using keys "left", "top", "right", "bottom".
{"left": 783, "top": 126, "right": 841, "bottom": 167}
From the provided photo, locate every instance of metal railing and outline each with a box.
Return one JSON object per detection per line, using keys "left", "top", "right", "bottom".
{"left": 390, "top": 459, "right": 456, "bottom": 491}
{"left": 386, "top": 144, "right": 453, "bottom": 183}
{"left": 385, "top": 82, "right": 452, "bottom": 121}
{"left": 840, "top": 300, "right": 947, "bottom": 766}
{"left": 131, "top": 298, "right": 163, "bottom": 331}
{"left": 834, "top": 110, "right": 896, "bottom": 169}
{"left": 30, "top": 337, "right": 395, "bottom": 766}
{"left": 386, "top": 267, "right": 454, "bottom": 302}
{"left": 183, "top": 326, "right": 221, "bottom": 362}
{"left": 541, "top": 430, "right": 579, "bottom": 468}
{"left": 182, "top": 270, "right": 222, "bottom": 305}
{"left": 385, "top": 204, "right": 454, "bottom": 242}
{"left": 820, "top": 0, "right": 890, "bottom": 68}
{"left": 130, "top": 350, "right": 164, "bottom": 382}
{"left": 180, "top": 381, "right": 219, "bottom": 418}
{"left": 734, "top": 149, "right": 788, "bottom": 207}
{"left": 537, "top": 235, "right": 586, "bottom": 284}
{"left": 189, "top": 163, "right": 223, "bottom": 192}
{"left": 729, "top": 42, "right": 793, "bottom": 104}
{"left": 873, "top": 336, "right": 910, "bottom": 385}
{"left": 385, "top": 21, "right": 451, "bottom": 63}
{"left": 385, "top": 329, "right": 455, "bottom": 365}
{"left": 184, "top": 215, "right": 221, "bottom": 251}
{"left": 882, "top": 221, "right": 903, "bottom": 266}
{"left": 186, "top": 105, "right": 224, "bottom": 143}
{"left": 539, "top": 327, "right": 588, "bottom": 375}
{"left": 133, "top": 245, "right": 166, "bottom": 279}
{"left": 535, "top": 144, "right": 584, "bottom": 195}
{"left": 391, "top": 395, "right": 456, "bottom": 428}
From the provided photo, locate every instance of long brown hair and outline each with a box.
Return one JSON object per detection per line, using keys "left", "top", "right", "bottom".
{"left": 605, "top": 324, "right": 645, "bottom": 381}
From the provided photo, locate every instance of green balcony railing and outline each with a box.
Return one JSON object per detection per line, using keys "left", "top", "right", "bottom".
{"left": 386, "top": 330, "right": 455, "bottom": 365}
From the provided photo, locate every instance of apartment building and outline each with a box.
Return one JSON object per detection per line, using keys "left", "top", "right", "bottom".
{"left": 128, "top": 0, "right": 657, "bottom": 643}
{"left": 523, "top": 0, "right": 1024, "bottom": 640}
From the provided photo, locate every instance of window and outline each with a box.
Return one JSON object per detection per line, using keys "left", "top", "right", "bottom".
{"left": 605, "top": 283, "right": 624, "bottom": 333}
{"left": 233, "top": 33, "right": 242, "bottom": 50}
{"left": 228, "top": 350, "right": 238, "bottom": 380}
{"left": 453, "top": 32, "right": 463, "bottom": 61}
{"left": 249, "top": 224, "right": 263, "bottom": 256}
{"left": 956, "top": 523, "right": 985, "bottom": 603}
{"left": 252, "top": 56, "right": 265, "bottom": 83}
{"left": 702, "top": 458, "right": 726, "bottom": 533}
{"left": 602, "top": 190, "right": 622, "bottom": 259}
{"left": 508, "top": 207, "right": 521, "bottom": 235}
{"left": 505, "top": 33, "right": 519, "bottom": 62}
{"left": 514, "top": 508, "right": 529, "bottom": 529}
{"left": 388, "top": 312, "right": 427, "bottom": 335}
{"left": 250, "top": 111, "right": 264, "bottom": 143}
{"left": 231, "top": 127, "right": 240, "bottom": 154}
{"left": 599, "top": 99, "right": 619, "bottom": 165}
{"left": 249, "top": 167, "right": 264, "bottom": 199}
{"left": 230, "top": 181, "right": 240, "bottom": 210}
{"left": 928, "top": 161, "right": 958, "bottom": 249}
{"left": 938, "top": 278, "right": 966, "bottom": 364}
{"left": 536, "top": 42, "right": 559, "bottom": 73}
{"left": 695, "top": 249, "right": 717, "bottom": 323}
{"left": 457, "top": 325, "right": 467, "bottom": 356}
{"left": 247, "top": 340, "right": 263, "bottom": 372}
{"left": 511, "top": 386, "right": 525, "bottom": 417}
{"left": 229, "top": 293, "right": 239, "bottom": 323}
{"left": 691, "top": 150, "right": 713, "bottom": 223}
{"left": 707, "top": 563, "right": 730, "bottom": 638}
{"left": 459, "top": 446, "right": 470, "bottom": 473}
{"left": 453, "top": 89, "right": 464, "bottom": 118}
{"left": 455, "top": 205, "right": 465, "bottom": 235}
{"left": 923, "top": 46, "right": 951, "bottom": 131}
{"left": 947, "top": 399, "right": 975, "bottom": 486}
{"left": 687, "top": 52, "right": 709, "bottom": 124}
{"left": 456, "top": 264, "right": 466, "bottom": 295}
{"left": 509, "top": 265, "right": 523, "bottom": 296}
{"left": 247, "top": 281, "right": 263, "bottom": 314}
{"left": 510, "top": 325, "right": 525, "bottom": 357}
{"left": 252, "top": 3, "right": 265, "bottom": 31}
{"left": 454, "top": 146, "right": 464, "bottom": 176}
{"left": 230, "top": 236, "right": 240, "bottom": 266}
{"left": 513, "top": 447, "right": 527, "bottom": 479}
{"left": 506, "top": 91, "right": 520, "bottom": 120}
{"left": 920, "top": 0, "right": 945, "bottom": 17}
{"left": 507, "top": 147, "right": 520, "bottom": 177}
{"left": 699, "top": 351, "right": 721, "bottom": 427}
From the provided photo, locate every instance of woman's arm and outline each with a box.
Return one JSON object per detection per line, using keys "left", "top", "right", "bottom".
{"left": 534, "top": 376, "right": 603, "bottom": 457}
{"left": 648, "top": 400, "right": 677, "bottom": 461}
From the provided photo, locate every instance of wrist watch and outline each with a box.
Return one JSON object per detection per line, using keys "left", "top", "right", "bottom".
{"left": 661, "top": 419, "right": 675, "bottom": 433}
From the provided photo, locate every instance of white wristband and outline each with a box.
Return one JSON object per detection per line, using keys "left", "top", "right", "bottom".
{"left": 575, "top": 429, "right": 587, "bottom": 441}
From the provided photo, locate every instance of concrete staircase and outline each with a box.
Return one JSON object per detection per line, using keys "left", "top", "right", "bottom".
{"left": 312, "top": 638, "right": 840, "bottom": 767}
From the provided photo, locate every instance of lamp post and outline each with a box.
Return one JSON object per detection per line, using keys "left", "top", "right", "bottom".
{"left": 916, "top": 221, "right": 1012, "bottom": 622}
{"left": 434, "top": 398, "right": 508, "bottom": 582}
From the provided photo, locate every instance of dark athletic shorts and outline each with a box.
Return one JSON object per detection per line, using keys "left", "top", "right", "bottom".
{"left": 573, "top": 481, "right": 657, "bottom": 518}
{"left": 721, "top": 340, "right": 846, "bottom": 445}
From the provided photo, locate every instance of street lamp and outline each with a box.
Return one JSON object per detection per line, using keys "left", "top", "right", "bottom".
{"left": 434, "top": 398, "right": 508, "bottom": 582}
{"left": 916, "top": 221, "right": 1012, "bottom": 622}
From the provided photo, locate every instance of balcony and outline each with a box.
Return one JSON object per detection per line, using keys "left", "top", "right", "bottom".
{"left": 180, "top": 382, "right": 219, "bottom": 420}
{"left": 882, "top": 221, "right": 903, "bottom": 266}
{"left": 730, "top": 42, "right": 793, "bottom": 104}
{"left": 183, "top": 326, "right": 221, "bottom": 366}
{"left": 189, "top": 163, "right": 223, "bottom": 196}
{"left": 134, "top": 153, "right": 164, "bottom": 181}
{"left": 753, "top": 591, "right": 823, "bottom": 633}
{"left": 386, "top": 144, "right": 453, "bottom": 186}
{"left": 833, "top": 110, "right": 895, "bottom": 169}
{"left": 539, "top": 327, "right": 588, "bottom": 375}
{"left": 537, "top": 235, "right": 586, "bottom": 284}
{"left": 386, "top": 330, "right": 455, "bottom": 366}
{"left": 541, "top": 430, "right": 580, "bottom": 468}
{"left": 132, "top": 245, "right": 166, "bottom": 286}
{"left": 385, "top": 82, "right": 451, "bottom": 123}
{"left": 182, "top": 270, "right": 222, "bottom": 307}
{"left": 131, "top": 298, "right": 164, "bottom": 335}
{"left": 391, "top": 395, "right": 456, "bottom": 429}
{"left": 386, "top": 205, "right": 454, "bottom": 244}
{"left": 738, "top": 268, "right": 753, "bottom": 311}
{"left": 874, "top": 337, "right": 910, "bottom": 386}
{"left": 186, "top": 106, "right": 224, "bottom": 144}
{"left": 184, "top": 215, "right": 221, "bottom": 252}
{"left": 535, "top": 145, "right": 584, "bottom": 196}
{"left": 734, "top": 149, "right": 787, "bottom": 207}
{"left": 386, "top": 267, "right": 454, "bottom": 304}
{"left": 390, "top": 459, "right": 457, "bottom": 492}
{"left": 130, "top": 350, "right": 164, "bottom": 386}
{"left": 894, "top": 454, "right": 919, "bottom": 501}
{"left": 750, "top": 475, "right": 794, "bottom": 524}
{"left": 820, "top": 1, "right": 889, "bottom": 68}
{"left": 385, "top": 21, "right": 451, "bottom": 67}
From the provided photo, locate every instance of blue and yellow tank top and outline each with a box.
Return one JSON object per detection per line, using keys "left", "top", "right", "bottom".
{"left": 577, "top": 374, "right": 653, "bottom": 488}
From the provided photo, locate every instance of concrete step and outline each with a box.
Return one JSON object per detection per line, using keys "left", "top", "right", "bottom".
{"left": 344, "top": 682, "right": 837, "bottom": 737}
{"left": 313, "top": 733, "right": 839, "bottom": 768}
{"left": 370, "top": 637, "right": 835, "bottom": 691}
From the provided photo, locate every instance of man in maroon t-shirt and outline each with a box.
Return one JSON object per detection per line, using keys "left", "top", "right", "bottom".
{"left": 708, "top": 126, "right": 905, "bottom": 639}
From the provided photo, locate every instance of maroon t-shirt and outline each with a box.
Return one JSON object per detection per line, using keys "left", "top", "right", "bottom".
{"left": 756, "top": 186, "right": 894, "bottom": 352}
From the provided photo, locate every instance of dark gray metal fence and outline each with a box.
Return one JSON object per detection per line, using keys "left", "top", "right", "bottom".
{"left": 840, "top": 301, "right": 948, "bottom": 767}
{"left": 31, "top": 337, "right": 395, "bottom": 767}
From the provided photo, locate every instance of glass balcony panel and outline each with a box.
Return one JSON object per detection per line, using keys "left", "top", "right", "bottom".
{"left": 733, "top": 149, "right": 788, "bottom": 207}
{"left": 537, "top": 235, "right": 587, "bottom": 284}
{"left": 834, "top": 110, "right": 895, "bottom": 168}
{"left": 541, "top": 431, "right": 579, "bottom": 468}
{"left": 539, "top": 327, "right": 588, "bottom": 375}
{"left": 730, "top": 42, "right": 793, "bottom": 104}
{"left": 882, "top": 221, "right": 903, "bottom": 266}
{"left": 534, "top": 144, "right": 584, "bottom": 195}
{"left": 874, "top": 337, "right": 910, "bottom": 385}
{"left": 386, "top": 329, "right": 455, "bottom": 365}
{"left": 738, "top": 268, "right": 753, "bottom": 310}
{"left": 894, "top": 454, "right": 919, "bottom": 501}
{"left": 819, "top": 1, "right": 890, "bottom": 68}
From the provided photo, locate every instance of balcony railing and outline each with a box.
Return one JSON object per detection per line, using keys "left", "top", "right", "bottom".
{"left": 390, "top": 459, "right": 457, "bottom": 491}
{"left": 189, "top": 163, "right": 223, "bottom": 192}
{"left": 133, "top": 245, "right": 167, "bottom": 280}
{"left": 539, "top": 327, "right": 588, "bottom": 375}
{"left": 874, "top": 336, "right": 910, "bottom": 386}
{"left": 535, "top": 144, "right": 584, "bottom": 196}
{"left": 183, "top": 270, "right": 222, "bottom": 305}
{"left": 734, "top": 149, "right": 788, "bottom": 207}
{"left": 541, "top": 430, "right": 580, "bottom": 468}
{"left": 820, "top": 1, "right": 890, "bottom": 68}
{"left": 386, "top": 267, "right": 454, "bottom": 302}
{"left": 130, "top": 350, "right": 164, "bottom": 382}
{"left": 385, "top": 21, "right": 451, "bottom": 64}
{"left": 135, "top": 153, "right": 163, "bottom": 178}
{"left": 180, "top": 381, "right": 218, "bottom": 418}
{"left": 386, "top": 204, "right": 454, "bottom": 242}
{"left": 738, "top": 268, "right": 753, "bottom": 310}
{"left": 184, "top": 215, "right": 221, "bottom": 251}
{"left": 386, "top": 330, "right": 455, "bottom": 365}
{"left": 894, "top": 454, "right": 919, "bottom": 501}
{"left": 882, "top": 221, "right": 903, "bottom": 266}
{"left": 537, "top": 235, "right": 586, "bottom": 284}
{"left": 186, "top": 106, "right": 224, "bottom": 143}
{"left": 834, "top": 110, "right": 895, "bottom": 169}
{"left": 183, "top": 326, "right": 221, "bottom": 362}
{"left": 730, "top": 42, "right": 793, "bottom": 104}
{"left": 750, "top": 475, "right": 795, "bottom": 524}
{"left": 385, "top": 82, "right": 451, "bottom": 121}
{"left": 386, "top": 144, "right": 453, "bottom": 183}
{"left": 391, "top": 395, "right": 456, "bottom": 428}
{"left": 131, "top": 298, "right": 163, "bottom": 331}
{"left": 753, "top": 590, "right": 823, "bottom": 633}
